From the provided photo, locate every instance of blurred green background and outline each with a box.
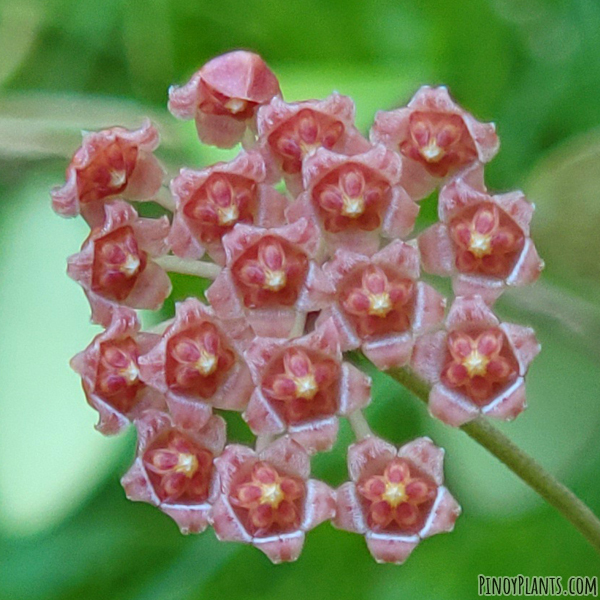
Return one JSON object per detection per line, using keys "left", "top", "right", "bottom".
{"left": 1, "top": 0, "right": 600, "bottom": 598}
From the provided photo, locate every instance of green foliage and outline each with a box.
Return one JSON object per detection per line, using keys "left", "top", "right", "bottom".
{"left": 1, "top": 0, "right": 600, "bottom": 598}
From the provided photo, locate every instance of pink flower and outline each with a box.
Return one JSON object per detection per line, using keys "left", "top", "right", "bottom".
{"left": 51, "top": 120, "right": 164, "bottom": 226}
{"left": 287, "top": 144, "right": 419, "bottom": 256}
{"left": 257, "top": 94, "right": 371, "bottom": 195}
{"left": 412, "top": 295, "right": 541, "bottom": 427}
{"left": 70, "top": 308, "right": 164, "bottom": 435}
{"left": 370, "top": 86, "right": 499, "bottom": 200}
{"left": 138, "top": 298, "right": 254, "bottom": 432}
{"left": 210, "top": 436, "right": 336, "bottom": 563}
{"left": 168, "top": 51, "right": 281, "bottom": 148}
{"left": 334, "top": 436, "right": 460, "bottom": 564}
{"left": 67, "top": 200, "right": 172, "bottom": 327}
{"left": 318, "top": 241, "right": 445, "bottom": 370}
{"left": 169, "top": 150, "right": 287, "bottom": 265}
{"left": 206, "top": 219, "right": 334, "bottom": 338}
{"left": 418, "top": 164, "right": 544, "bottom": 304}
{"left": 121, "top": 410, "right": 226, "bottom": 534}
{"left": 243, "top": 319, "right": 372, "bottom": 453}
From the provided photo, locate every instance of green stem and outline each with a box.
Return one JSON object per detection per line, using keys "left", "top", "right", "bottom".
{"left": 385, "top": 365, "right": 600, "bottom": 553}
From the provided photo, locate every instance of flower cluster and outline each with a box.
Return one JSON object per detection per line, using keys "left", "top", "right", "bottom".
{"left": 53, "top": 51, "right": 542, "bottom": 564}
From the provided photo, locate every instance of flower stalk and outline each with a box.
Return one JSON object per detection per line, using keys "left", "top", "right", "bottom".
{"left": 154, "top": 255, "right": 221, "bottom": 279}
{"left": 384, "top": 361, "right": 600, "bottom": 553}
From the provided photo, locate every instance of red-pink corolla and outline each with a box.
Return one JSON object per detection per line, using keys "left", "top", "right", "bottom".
{"left": 334, "top": 435, "right": 460, "bottom": 564}
{"left": 243, "top": 319, "right": 371, "bottom": 453}
{"left": 412, "top": 295, "right": 540, "bottom": 427}
{"left": 211, "top": 436, "right": 335, "bottom": 563}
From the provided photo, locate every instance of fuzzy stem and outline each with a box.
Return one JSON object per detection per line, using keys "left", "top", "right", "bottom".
{"left": 386, "top": 364, "right": 600, "bottom": 554}
{"left": 155, "top": 255, "right": 221, "bottom": 279}
{"left": 348, "top": 410, "right": 372, "bottom": 440}
{"left": 255, "top": 435, "right": 275, "bottom": 453}
{"left": 289, "top": 312, "right": 307, "bottom": 338}
{"left": 150, "top": 186, "right": 176, "bottom": 212}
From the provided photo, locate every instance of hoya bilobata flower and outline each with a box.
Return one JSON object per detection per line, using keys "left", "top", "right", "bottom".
{"left": 70, "top": 308, "right": 164, "bottom": 435}
{"left": 243, "top": 319, "right": 372, "bottom": 453}
{"left": 168, "top": 51, "right": 281, "bottom": 148}
{"left": 319, "top": 241, "right": 445, "bottom": 370}
{"left": 206, "top": 219, "right": 334, "bottom": 338}
{"left": 257, "top": 94, "right": 371, "bottom": 195}
{"left": 169, "top": 150, "right": 287, "bottom": 265}
{"left": 412, "top": 295, "right": 540, "bottom": 427}
{"left": 67, "top": 200, "right": 172, "bottom": 326}
{"left": 287, "top": 144, "right": 419, "bottom": 256}
{"left": 334, "top": 435, "right": 460, "bottom": 564}
{"left": 370, "top": 86, "right": 499, "bottom": 200}
{"left": 122, "top": 410, "right": 226, "bottom": 534}
{"left": 418, "top": 165, "right": 543, "bottom": 304}
{"left": 139, "top": 298, "right": 254, "bottom": 432}
{"left": 51, "top": 120, "right": 164, "bottom": 226}
{"left": 211, "top": 436, "right": 335, "bottom": 563}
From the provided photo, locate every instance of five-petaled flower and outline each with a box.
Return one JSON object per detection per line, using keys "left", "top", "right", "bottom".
{"left": 139, "top": 298, "right": 254, "bottom": 432}
{"left": 319, "top": 241, "right": 445, "bottom": 370}
{"left": 206, "top": 219, "right": 334, "bottom": 338}
{"left": 51, "top": 120, "right": 164, "bottom": 226}
{"left": 243, "top": 319, "right": 372, "bottom": 452}
{"left": 168, "top": 51, "right": 281, "bottom": 148}
{"left": 334, "top": 435, "right": 460, "bottom": 564}
{"left": 122, "top": 409, "right": 226, "bottom": 534}
{"left": 70, "top": 308, "right": 164, "bottom": 435}
{"left": 287, "top": 144, "right": 419, "bottom": 257}
{"left": 370, "top": 86, "right": 499, "bottom": 200}
{"left": 211, "top": 436, "right": 335, "bottom": 563}
{"left": 169, "top": 150, "right": 287, "bottom": 265}
{"left": 412, "top": 295, "right": 540, "bottom": 427}
{"left": 67, "top": 200, "right": 172, "bottom": 326}
{"left": 418, "top": 165, "right": 543, "bottom": 304}
{"left": 257, "top": 93, "right": 371, "bottom": 195}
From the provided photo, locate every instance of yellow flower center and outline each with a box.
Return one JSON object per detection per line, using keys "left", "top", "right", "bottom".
{"left": 293, "top": 373, "right": 319, "bottom": 400}
{"left": 463, "top": 350, "right": 490, "bottom": 377}
{"left": 341, "top": 194, "right": 365, "bottom": 218}
{"left": 121, "top": 253, "right": 141, "bottom": 277}
{"left": 175, "top": 453, "right": 199, "bottom": 478}
{"left": 368, "top": 292, "right": 393, "bottom": 317}
{"left": 217, "top": 204, "right": 239, "bottom": 227}
{"left": 260, "top": 482, "right": 284, "bottom": 508}
{"left": 196, "top": 350, "right": 218, "bottom": 376}
{"left": 263, "top": 269, "right": 287, "bottom": 291}
{"left": 420, "top": 139, "right": 445, "bottom": 163}
{"left": 120, "top": 361, "right": 139, "bottom": 384}
{"left": 468, "top": 231, "right": 493, "bottom": 258}
{"left": 224, "top": 98, "right": 247, "bottom": 114}
{"left": 382, "top": 481, "right": 407, "bottom": 507}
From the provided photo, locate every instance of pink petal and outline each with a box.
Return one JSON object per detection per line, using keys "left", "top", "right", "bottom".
{"left": 418, "top": 223, "right": 455, "bottom": 276}
{"left": 411, "top": 331, "right": 448, "bottom": 384}
{"left": 211, "top": 497, "right": 252, "bottom": 542}
{"left": 338, "top": 362, "right": 372, "bottom": 414}
{"left": 296, "top": 262, "right": 336, "bottom": 313}
{"left": 397, "top": 437, "right": 445, "bottom": 485}
{"left": 420, "top": 486, "right": 461, "bottom": 538}
{"left": 256, "top": 186, "right": 288, "bottom": 228}
{"left": 215, "top": 444, "right": 257, "bottom": 493}
{"left": 206, "top": 271, "right": 245, "bottom": 320}
{"left": 246, "top": 307, "right": 298, "bottom": 338}
{"left": 289, "top": 417, "right": 339, "bottom": 454}
{"left": 413, "top": 282, "right": 446, "bottom": 333}
{"left": 243, "top": 389, "right": 286, "bottom": 435}
{"left": 301, "top": 479, "right": 336, "bottom": 531}
{"left": 194, "top": 414, "right": 228, "bottom": 456}
{"left": 333, "top": 482, "right": 367, "bottom": 533}
{"left": 194, "top": 112, "right": 248, "bottom": 149}
{"left": 372, "top": 239, "right": 420, "bottom": 280}
{"left": 121, "top": 458, "right": 160, "bottom": 505}
{"left": 132, "top": 215, "right": 170, "bottom": 257}
{"left": 347, "top": 436, "right": 397, "bottom": 482}
{"left": 452, "top": 274, "right": 505, "bottom": 306}
{"left": 125, "top": 260, "right": 172, "bottom": 311}
{"left": 253, "top": 531, "right": 305, "bottom": 564}
{"left": 161, "top": 503, "right": 211, "bottom": 535}
{"left": 258, "top": 436, "right": 310, "bottom": 480}
{"left": 438, "top": 177, "right": 489, "bottom": 222}
{"left": 428, "top": 383, "right": 479, "bottom": 427}
{"left": 445, "top": 295, "right": 499, "bottom": 331}
{"left": 165, "top": 393, "right": 213, "bottom": 431}
{"left": 365, "top": 533, "right": 420, "bottom": 565}
{"left": 125, "top": 152, "right": 165, "bottom": 201}
{"left": 501, "top": 323, "right": 541, "bottom": 374}
{"left": 506, "top": 239, "right": 544, "bottom": 288}
{"left": 481, "top": 378, "right": 527, "bottom": 421}
{"left": 381, "top": 186, "right": 420, "bottom": 240}
{"left": 168, "top": 213, "right": 206, "bottom": 260}
{"left": 211, "top": 362, "right": 255, "bottom": 411}
{"left": 362, "top": 333, "right": 414, "bottom": 370}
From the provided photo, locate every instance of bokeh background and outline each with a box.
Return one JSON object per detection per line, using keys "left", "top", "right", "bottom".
{"left": 1, "top": 0, "right": 600, "bottom": 598}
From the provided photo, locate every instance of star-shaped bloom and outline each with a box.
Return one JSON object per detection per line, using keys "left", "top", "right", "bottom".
{"left": 411, "top": 295, "right": 541, "bottom": 427}
{"left": 334, "top": 436, "right": 460, "bottom": 564}
{"left": 211, "top": 436, "right": 335, "bottom": 563}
